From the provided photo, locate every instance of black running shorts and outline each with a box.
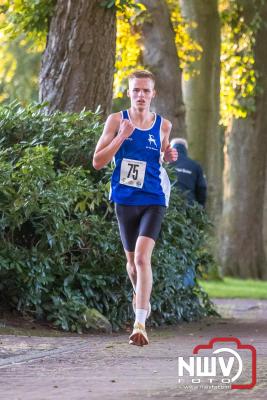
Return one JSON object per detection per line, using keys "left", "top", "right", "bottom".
{"left": 115, "top": 204, "right": 166, "bottom": 252}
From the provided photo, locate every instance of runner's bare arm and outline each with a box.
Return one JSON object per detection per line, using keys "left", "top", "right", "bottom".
{"left": 161, "top": 119, "right": 178, "bottom": 162}
{"left": 93, "top": 113, "right": 135, "bottom": 170}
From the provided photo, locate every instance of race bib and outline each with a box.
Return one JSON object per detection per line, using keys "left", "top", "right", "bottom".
{"left": 120, "top": 158, "right": 146, "bottom": 188}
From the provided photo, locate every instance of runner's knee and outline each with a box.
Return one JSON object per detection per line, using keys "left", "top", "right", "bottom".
{"left": 127, "top": 261, "right": 137, "bottom": 275}
{"left": 134, "top": 254, "right": 150, "bottom": 269}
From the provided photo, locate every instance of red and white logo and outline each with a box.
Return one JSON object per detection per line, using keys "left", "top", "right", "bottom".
{"left": 178, "top": 337, "right": 256, "bottom": 390}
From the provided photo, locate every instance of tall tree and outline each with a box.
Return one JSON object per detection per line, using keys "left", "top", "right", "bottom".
{"left": 39, "top": 0, "right": 116, "bottom": 117}
{"left": 264, "top": 175, "right": 267, "bottom": 260}
{"left": 139, "top": 0, "right": 186, "bottom": 138}
{"left": 179, "top": 0, "right": 222, "bottom": 220}
{"left": 220, "top": 0, "right": 267, "bottom": 279}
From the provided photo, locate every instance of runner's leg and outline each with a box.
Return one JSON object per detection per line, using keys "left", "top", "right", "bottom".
{"left": 134, "top": 236, "right": 155, "bottom": 311}
{"left": 134, "top": 205, "right": 165, "bottom": 313}
{"left": 115, "top": 203, "right": 138, "bottom": 291}
{"left": 124, "top": 251, "right": 137, "bottom": 292}
{"left": 129, "top": 206, "right": 165, "bottom": 345}
{"left": 129, "top": 236, "right": 154, "bottom": 346}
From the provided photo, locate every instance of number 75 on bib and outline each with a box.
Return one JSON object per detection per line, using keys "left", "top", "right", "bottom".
{"left": 120, "top": 158, "right": 147, "bottom": 189}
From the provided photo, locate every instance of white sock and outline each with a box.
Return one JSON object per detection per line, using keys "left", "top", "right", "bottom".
{"left": 135, "top": 309, "right": 147, "bottom": 326}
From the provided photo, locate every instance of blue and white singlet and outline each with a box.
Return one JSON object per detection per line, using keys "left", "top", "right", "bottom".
{"left": 110, "top": 110, "right": 171, "bottom": 206}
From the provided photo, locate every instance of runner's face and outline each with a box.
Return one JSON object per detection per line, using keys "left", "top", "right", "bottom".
{"left": 127, "top": 78, "right": 155, "bottom": 110}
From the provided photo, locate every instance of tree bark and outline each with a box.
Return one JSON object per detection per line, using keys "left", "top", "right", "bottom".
{"left": 220, "top": 0, "right": 267, "bottom": 279}
{"left": 39, "top": 0, "right": 116, "bottom": 118}
{"left": 264, "top": 173, "right": 267, "bottom": 261}
{"left": 139, "top": 0, "right": 186, "bottom": 138}
{"left": 179, "top": 0, "right": 222, "bottom": 221}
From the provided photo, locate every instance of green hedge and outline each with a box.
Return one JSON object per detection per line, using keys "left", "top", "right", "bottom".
{"left": 0, "top": 102, "right": 217, "bottom": 332}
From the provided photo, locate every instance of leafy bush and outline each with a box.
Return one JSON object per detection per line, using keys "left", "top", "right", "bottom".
{"left": 0, "top": 102, "right": 217, "bottom": 332}
{"left": 152, "top": 190, "right": 216, "bottom": 325}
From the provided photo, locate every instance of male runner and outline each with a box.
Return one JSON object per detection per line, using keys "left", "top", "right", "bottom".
{"left": 93, "top": 70, "right": 178, "bottom": 346}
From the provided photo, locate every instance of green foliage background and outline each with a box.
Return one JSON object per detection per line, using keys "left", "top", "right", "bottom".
{"left": 0, "top": 103, "right": 216, "bottom": 332}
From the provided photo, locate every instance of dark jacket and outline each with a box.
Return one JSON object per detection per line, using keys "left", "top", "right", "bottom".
{"left": 171, "top": 143, "right": 207, "bottom": 206}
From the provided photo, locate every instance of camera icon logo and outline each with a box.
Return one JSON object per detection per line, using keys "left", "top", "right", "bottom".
{"left": 178, "top": 337, "right": 256, "bottom": 389}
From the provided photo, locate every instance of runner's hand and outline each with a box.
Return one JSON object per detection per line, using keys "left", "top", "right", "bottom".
{"left": 118, "top": 119, "right": 135, "bottom": 139}
{"left": 164, "top": 144, "right": 178, "bottom": 162}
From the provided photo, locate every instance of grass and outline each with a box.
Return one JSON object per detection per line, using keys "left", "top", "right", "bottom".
{"left": 199, "top": 277, "right": 267, "bottom": 299}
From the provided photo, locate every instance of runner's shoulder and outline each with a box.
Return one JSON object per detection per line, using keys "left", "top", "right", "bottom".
{"left": 104, "top": 112, "right": 122, "bottom": 133}
{"left": 106, "top": 112, "right": 122, "bottom": 124}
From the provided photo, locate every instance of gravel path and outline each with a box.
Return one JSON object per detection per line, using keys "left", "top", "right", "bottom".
{"left": 0, "top": 298, "right": 266, "bottom": 399}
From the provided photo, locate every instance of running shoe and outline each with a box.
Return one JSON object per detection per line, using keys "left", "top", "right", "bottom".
{"left": 129, "top": 322, "right": 149, "bottom": 346}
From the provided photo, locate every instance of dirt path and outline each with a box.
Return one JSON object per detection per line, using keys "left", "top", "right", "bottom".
{"left": 0, "top": 299, "right": 266, "bottom": 399}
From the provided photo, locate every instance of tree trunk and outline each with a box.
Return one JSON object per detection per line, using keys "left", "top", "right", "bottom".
{"left": 139, "top": 0, "right": 186, "bottom": 138}
{"left": 220, "top": 0, "right": 267, "bottom": 279}
{"left": 39, "top": 0, "right": 116, "bottom": 118}
{"left": 179, "top": 0, "right": 222, "bottom": 221}
{"left": 264, "top": 173, "right": 267, "bottom": 261}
